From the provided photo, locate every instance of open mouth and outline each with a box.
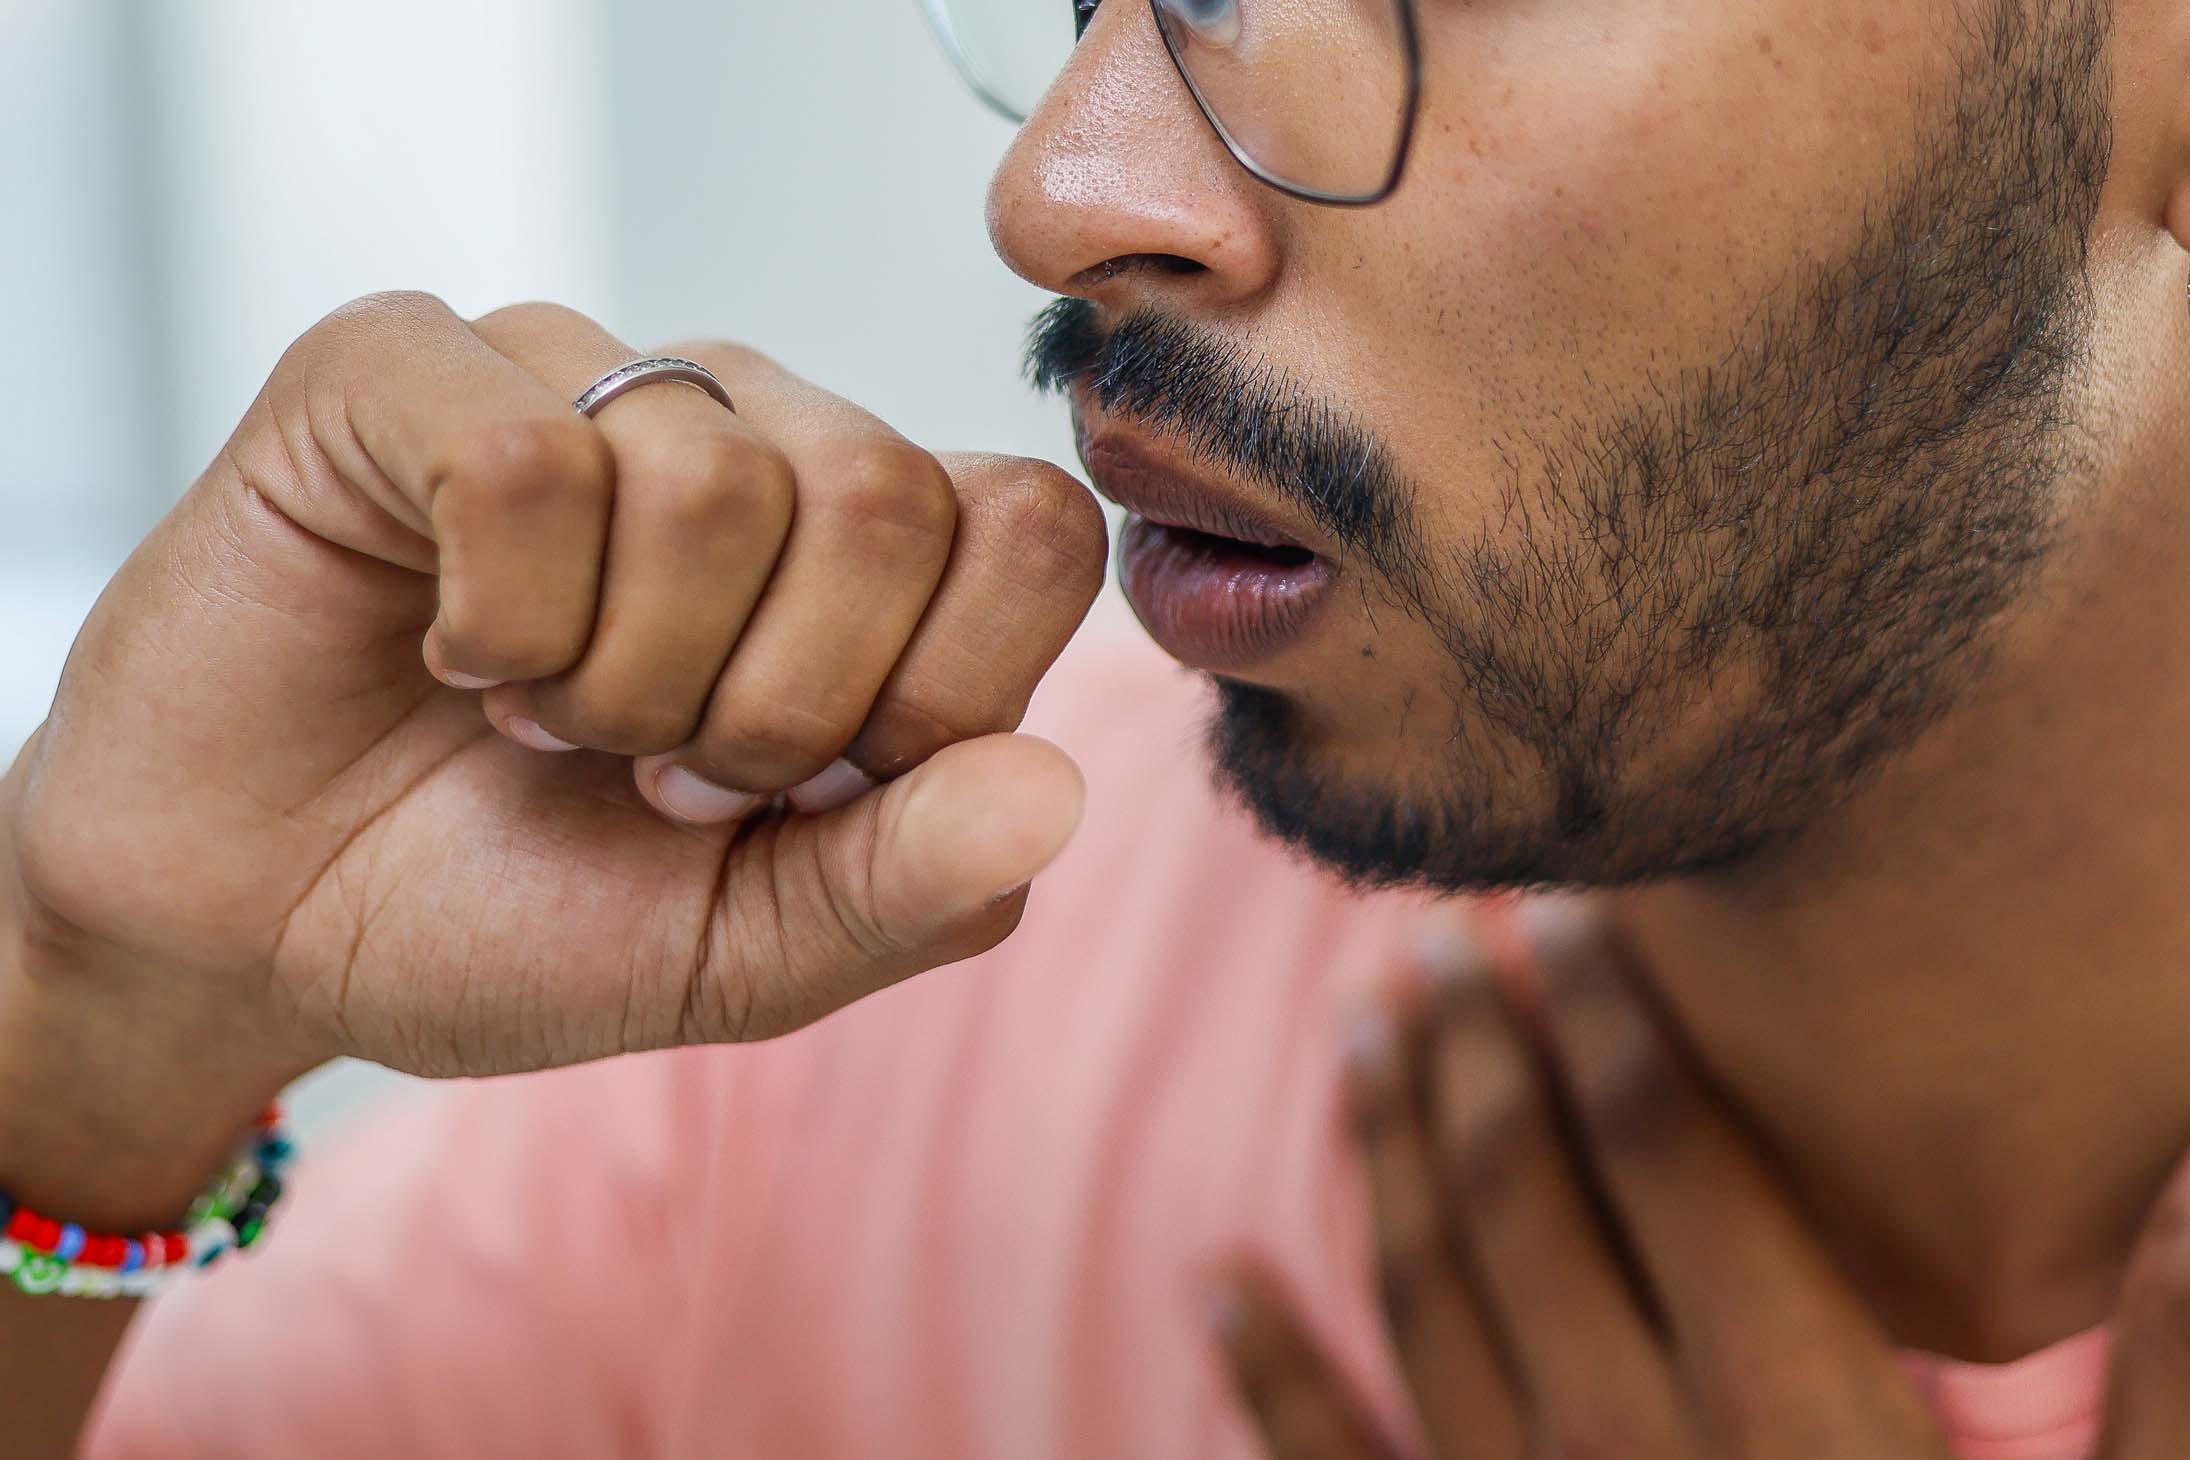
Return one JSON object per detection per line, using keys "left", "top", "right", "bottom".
{"left": 1148, "top": 522, "right": 1322, "bottom": 570}
{"left": 1077, "top": 432, "right": 1339, "bottom": 673}
{"left": 1116, "top": 516, "right": 1336, "bottom": 673}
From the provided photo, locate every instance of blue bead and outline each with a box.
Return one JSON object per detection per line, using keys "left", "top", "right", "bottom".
{"left": 120, "top": 1240, "right": 144, "bottom": 1274}
{"left": 255, "top": 1136, "right": 295, "bottom": 1168}
{"left": 54, "top": 1225, "right": 85, "bottom": 1261}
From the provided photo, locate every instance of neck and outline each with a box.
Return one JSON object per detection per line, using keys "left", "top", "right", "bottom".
{"left": 1615, "top": 260, "right": 2190, "bottom": 1364}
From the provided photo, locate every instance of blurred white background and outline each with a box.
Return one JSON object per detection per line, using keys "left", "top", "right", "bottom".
{"left": 2, "top": 0, "right": 1112, "bottom": 1135}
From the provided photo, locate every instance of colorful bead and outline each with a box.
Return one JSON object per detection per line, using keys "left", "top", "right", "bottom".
{"left": 13, "top": 1253, "right": 65, "bottom": 1296}
{"left": 59, "top": 1264, "right": 123, "bottom": 1299}
{"left": 0, "top": 1104, "right": 295, "bottom": 1300}
{"left": 189, "top": 1217, "right": 235, "bottom": 1268}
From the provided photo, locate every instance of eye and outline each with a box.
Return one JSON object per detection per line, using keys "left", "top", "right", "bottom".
{"left": 1155, "top": 0, "right": 1242, "bottom": 47}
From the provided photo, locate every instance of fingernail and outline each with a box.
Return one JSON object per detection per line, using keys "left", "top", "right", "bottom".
{"left": 1345, "top": 1003, "right": 1399, "bottom": 1080}
{"left": 505, "top": 717, "right": 579, "bottom": 753}
{"left": 441, "top": 671, "right": 503, "bottom": 691}
{"left": 785, "top": 758, "right": 878, "bottom": 815}
{"left": 655, "top": 765, "right": 763, "bottom": 826}
{"left": 1414, "top": 917, "right": 1485, "bottom": 987}
{"left": 1516, "top": 893, "right": 1597, "bottom": 956}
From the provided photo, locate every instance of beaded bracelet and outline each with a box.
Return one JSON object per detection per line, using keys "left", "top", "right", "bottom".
{"left": 0, "top": 1102, "right": 296, "bottom": 1299}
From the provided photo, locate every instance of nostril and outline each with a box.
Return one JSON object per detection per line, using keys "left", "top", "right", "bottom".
{"left": 1147, "top": 254, "right": 1208, "bottom": 276}
{"left": 1075, "top": 253, "right": 1208, "bottom": 290}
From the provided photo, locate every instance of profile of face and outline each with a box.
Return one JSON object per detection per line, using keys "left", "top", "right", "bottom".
{"left": 985, "top": 0, "right": 2143, "bottom": 894}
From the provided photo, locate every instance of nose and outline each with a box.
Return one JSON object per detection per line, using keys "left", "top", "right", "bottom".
{"left": 985, "top": 1, "right": 1282, "bottom": 310}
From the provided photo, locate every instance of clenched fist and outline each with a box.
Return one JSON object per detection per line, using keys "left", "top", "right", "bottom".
{"left": 5, "top": 291, "right": 1108, "bottom": 1082}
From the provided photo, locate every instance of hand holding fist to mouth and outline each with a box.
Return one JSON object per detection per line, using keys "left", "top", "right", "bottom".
{"left": 3, "top": 292, "right": 1109, "bottom": 1107}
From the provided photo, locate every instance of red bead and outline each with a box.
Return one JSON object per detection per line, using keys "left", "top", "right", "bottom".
{"left": 5, "top": 1209, "right": 37, "bottom": 1243}
{"left": 161, "top": 1232, "right": 189, "bottom": 1266}
{"left": 29, "top": 1217, "right": 61, "bottom": 1254}
{"left": 88, "top": 1235, "right": 127, "bottom": 1268}
{"left": 138, "top": 1234, "right": 166, "bottom": 1268}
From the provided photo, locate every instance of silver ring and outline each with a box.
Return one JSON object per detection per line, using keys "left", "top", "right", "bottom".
{"left": 572, "top": 357, "right": 735, "bottom": 418}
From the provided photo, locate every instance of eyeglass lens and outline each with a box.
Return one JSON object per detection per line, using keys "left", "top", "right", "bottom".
{"left": 928, "top": 0, "right": 1413, "bottom": 204}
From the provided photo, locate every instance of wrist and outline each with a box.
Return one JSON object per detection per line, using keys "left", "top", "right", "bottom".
{"left": 0, "top": 883, "right": 317, "bottom": 1234}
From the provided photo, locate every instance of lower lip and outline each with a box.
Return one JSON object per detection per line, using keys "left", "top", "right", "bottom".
{"left": 1118, "top": 517, "right": 1336, "bottom": 672}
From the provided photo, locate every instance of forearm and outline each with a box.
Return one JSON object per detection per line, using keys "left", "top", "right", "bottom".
{"left": 0, "top": 763, "right": 315, "bottom": 1458}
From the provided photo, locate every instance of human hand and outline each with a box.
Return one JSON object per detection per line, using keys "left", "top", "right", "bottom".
{"left": 6, "top": 292, "right": 1108, "bottom": 1082}
{"left": 1213, "top": 901, "right": 2190, "bottom": 1460}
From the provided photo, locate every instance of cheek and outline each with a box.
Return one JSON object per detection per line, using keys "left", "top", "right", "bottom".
{"left": 1269, "top": 0, "right": 1964, "bottom": 544}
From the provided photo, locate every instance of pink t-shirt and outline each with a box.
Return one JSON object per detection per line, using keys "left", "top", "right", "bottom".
{"left": 86, "top": 625, "right": 2112, "bottom": 1459}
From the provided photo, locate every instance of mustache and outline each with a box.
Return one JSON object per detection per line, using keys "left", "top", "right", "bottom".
{"left": 1023, "top": 297, "right": 1420, "bottom": 583}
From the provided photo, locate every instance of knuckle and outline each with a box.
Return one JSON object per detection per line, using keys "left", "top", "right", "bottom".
{"left": 978, "top": 462, "right": 1109, "bottom": 602}
{"left": 283, "top": 290, "right": 452, "bottom": 377}
{"left": 699, "top": 700, "right": 858, "bottom": 787}
{"left": 321, "top": 289, "right": 453, "bottom": 339}
{"left": 433, "top": 414, "right": 615, "bottom": 522}
{"left": 814, "top": 440, "right": 960, "bottom": 550}
{"left": 470, "top": 299, "right": 597, "bottom": 338}
{"left": 640, "top": 432, "right": 795, "bottom": 539}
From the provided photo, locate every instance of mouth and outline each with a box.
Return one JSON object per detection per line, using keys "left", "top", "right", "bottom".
{"left": 1079, "top": 434, "right": 1337, "bottom": 674}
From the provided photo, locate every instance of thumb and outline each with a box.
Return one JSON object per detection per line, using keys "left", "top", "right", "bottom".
{"left": 2095, "top": 1150, "right": 2190, "bottom": 1459}
{"left": 699, "top": 732, "right": 1086, "bottom": 1040}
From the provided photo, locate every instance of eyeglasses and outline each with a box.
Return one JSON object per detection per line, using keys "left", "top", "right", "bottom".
{"left": 918, "top": 0, "right": 1422, "bottom": 208}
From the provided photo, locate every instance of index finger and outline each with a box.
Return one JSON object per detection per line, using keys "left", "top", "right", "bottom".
{"left": 664, "top": 346, "right": 1111, "bottom": 782}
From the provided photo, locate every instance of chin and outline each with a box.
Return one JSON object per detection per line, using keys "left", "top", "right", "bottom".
{"left": 1202, "top": 678, "right": 1790, "bottom": 895}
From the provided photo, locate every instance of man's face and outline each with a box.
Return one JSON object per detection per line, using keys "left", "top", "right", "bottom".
{"left": 987, "top": 0, "right": 2118, "bottom": 893}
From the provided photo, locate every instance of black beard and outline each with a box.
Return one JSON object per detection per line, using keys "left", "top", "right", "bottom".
{"left": 1029, "top": 0, "right": 2111, "bottom": 896}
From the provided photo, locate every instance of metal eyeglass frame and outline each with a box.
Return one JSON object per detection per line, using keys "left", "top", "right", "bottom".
{"left": 916, "top": 0, "right": 1423, "bottom": 208}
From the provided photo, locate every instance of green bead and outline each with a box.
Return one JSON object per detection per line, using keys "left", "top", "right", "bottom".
{"left": 235, "top": 1217, "right": 264, "bottom": 1248}
{"left": 13, "top": 1254, "right": 65, "bottom": 1296}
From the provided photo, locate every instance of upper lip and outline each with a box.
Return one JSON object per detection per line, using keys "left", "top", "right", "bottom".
{"left": 1077, "top": 427, "right": 1324, "bottom": 557}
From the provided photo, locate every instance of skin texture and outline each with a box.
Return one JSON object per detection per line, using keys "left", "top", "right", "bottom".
{"left": 989, "top": 0, "right": 2190, "bottom": 1364}
{"left": 1213, "top": 906, "right": 2190, "bottom": 1460}
{"left": 1019, "top": 0, "right": 2113, "bottom": 892}
{"left": 0, "top": 0, "right": 2187, "bottom": 1452}
{"left": 0, "top": 295, "right": 1105, "bottom": 1454}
